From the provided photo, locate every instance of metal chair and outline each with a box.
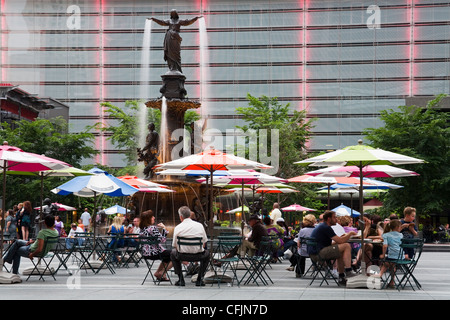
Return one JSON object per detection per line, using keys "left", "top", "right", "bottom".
{"left": 139, "top": 236, "right": 172, "bottom": 285}
{"left": 210, "top": 235, "right": 242, "bottom": 287}
{"left": 381, "top": 238, "right": 424, "bottom": 290}
{"left": 239, "top": 236, "right": 274, "bottom": 286}
{"left": 305, "top": 237, "right": 340, "bottom": 286}
{"left": 25, "top": 236, "right": 60, "bottom": 281}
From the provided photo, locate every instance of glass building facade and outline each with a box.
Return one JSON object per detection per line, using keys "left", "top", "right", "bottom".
{"left": 1, "top": 0, "right": 449, "bottom": 167}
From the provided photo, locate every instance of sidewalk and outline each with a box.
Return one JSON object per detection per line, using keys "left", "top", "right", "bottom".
{"left": 0, "top": 251, "right": 449, "bottom": 302}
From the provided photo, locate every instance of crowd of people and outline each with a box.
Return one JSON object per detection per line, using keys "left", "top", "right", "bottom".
{"left": 285, "top": 206, "right": 421, "bottom": 287}
{"left": 0, "top": 197, "right": 429, "bottom": 289}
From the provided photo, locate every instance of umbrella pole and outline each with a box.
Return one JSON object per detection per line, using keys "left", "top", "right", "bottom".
{"left": 1, "top": 161, "right": 6, "bottom": 256}
{"left": 359, "top": 162, "right": 366, "bottom": 274}
{"left": 327, "top": 183, "right": 331, "bottom": 210}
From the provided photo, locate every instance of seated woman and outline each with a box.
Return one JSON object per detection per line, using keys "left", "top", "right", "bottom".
{"left": 107, "top": 216, "right": 125, "bottom": 262}
{"left": 139, "top": 210, "right": 172, "bottom": 281}
{"left": 263, "top": 216, "right": 285, "bottom": 262}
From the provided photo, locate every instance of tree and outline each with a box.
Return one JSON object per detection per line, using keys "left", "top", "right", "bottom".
{"left": 235, "top": 94, "right": 321, "bottom": 211}
{"left": 0, "top": 117, "right": 98, "bottom": 209}
{"left": 364, "top": 94, "right": 450, "bottom": 219}
{"left": 235, "top": 93, "right": 316, "bottom": 178}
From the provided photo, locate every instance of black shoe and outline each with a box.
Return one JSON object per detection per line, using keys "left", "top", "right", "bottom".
{"left": 175, "top": 279, "right": 185, "bottom": 286}
{"left": 195, "top": 279, "right": 205, "bottom": 287}
{"left": 338, "top": 277, "right": 347, "bottom": 287}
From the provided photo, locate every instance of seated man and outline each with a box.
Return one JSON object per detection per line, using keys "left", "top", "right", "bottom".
{"left": 310, "top": 210, "right": 357, "bottom": 286}
{"left": 241, "top": 214, "right": 268, "bottom": 256}
{"left": 170, "top": 206, "right": 210, "bottom": 287}
{"left": 65, "top": 223, "right": 85, "bottom": 249}
{"left": 4, "top": 215, "right": 59, "bottom": 275}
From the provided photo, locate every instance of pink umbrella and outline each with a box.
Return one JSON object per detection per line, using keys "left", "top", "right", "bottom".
{"left": 34, "top": 202, "right": 77, "bottom": 211}
{"left": 0, "top": 141, "right": 71, "bottom": 283}
{"left": 281, "top": 204, "right": 315, "bottom": 212}
{"left": 304, "top": 165, "right": 419, "bottom": 178}
{"left": 288, "top": 175, "right": 376, "bottom": 209}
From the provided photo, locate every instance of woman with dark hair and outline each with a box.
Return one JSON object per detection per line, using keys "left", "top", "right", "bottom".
{"left": 148, "top": 10, "right": 202, "bottom": 73}
{"left": 139, "top": 210, "right": 172, "bottom": 281}
{"left": 21, "top": 201, "right": 32, "bottom": 241}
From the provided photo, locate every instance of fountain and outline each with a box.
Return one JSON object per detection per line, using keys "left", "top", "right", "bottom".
{"left": 134, "top": 11, "right": 214, "bottom": 228}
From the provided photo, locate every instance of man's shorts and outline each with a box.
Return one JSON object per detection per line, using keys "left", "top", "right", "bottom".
{"left": 319, "top": 244, "right": 341, "bottom": 260}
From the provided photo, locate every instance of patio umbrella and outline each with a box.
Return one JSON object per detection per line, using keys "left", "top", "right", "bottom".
{"left": 332, "top": 204, "right": 361, "bottom": 217}
{"left": 304, "top": 165, "right": 419, "bottom": 178}
{"left": 34, "top": 202, "right": 77, "bottom": 212}
{"left": 288, "top": 175, "right": 375, "bottom": 209}
{"left": 281, "top": 204, "right": 315, "bottom": 212}
{"left": 117, "top": 175, "right": 170, "bottom": 189}
{"left": 0, "top": 141, "right": 72, "bottom": 284}
{"left": 52, "top": 167, "right": 139, "bottom": 198}
{"left": 198, "top": 174, "right": 288, "bottom": 221}
{"left": 227, "top": 205, "right": 250, "bottom": 214}
{"left": 153, "top": 147, "right": 271, "bottom": 235}
{"left": 296, "top": 139, "right": 424, "bottom": 284}
{"left": 104, "top": 204, "right": 129, "bottom": 215}
{"left": 51, "top": 167, "right": 139, "bottom": 269}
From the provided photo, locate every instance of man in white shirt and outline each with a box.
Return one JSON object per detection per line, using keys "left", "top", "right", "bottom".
{"left": 270, "top": 203, "right": 282, "bottom": 222}
{"left": 66, "top": 223, "right": 85, "bottom": 249}
{"left": 170, "top": 206, "right": 209, "bottom": 287}
{"left": 80, "top": 208, "right": 91, "bottom": 232}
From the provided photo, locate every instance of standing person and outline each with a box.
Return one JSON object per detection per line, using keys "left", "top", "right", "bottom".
{"left": 309, "top": 210, "right": 357, "bottom": 286}
{"left": 400, "top": 207, "right": 418, "bottom": 259}
{"left": 80, "top": 208, "right": 91, "bottom": 233}
{"left": 4, "top": 209, "right": 17, "bottom": 242}
{"left": 170, "top": 206, "right": 209, "bottom": 287}
{"left": 54, "top": 216, "right": 64, "bottom": 236}
{"left": 21, "top": 201, "right": 33, "bottom": 241}
{"left": 15, "top": 203, "right": 23, "bottom": 240}
{"left": 269, "top": 203, "right": 282, "bottom": 223}
{"left": 3, "top": 215, "right": 58, "bottom": 275}
{"left": 139, "top": 210, "right": 172, "bottom": 281}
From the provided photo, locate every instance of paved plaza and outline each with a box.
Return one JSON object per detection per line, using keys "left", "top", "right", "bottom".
{"left": 1, "top": 247, "right": 449, "bottom": 302}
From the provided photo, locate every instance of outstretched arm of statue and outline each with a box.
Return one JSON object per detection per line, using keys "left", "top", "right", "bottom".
{"left": 179, "top": 16, "right": 203, "bottom": 26}
{"left": 148, "top": 17, "right": 169, "bottom": 26}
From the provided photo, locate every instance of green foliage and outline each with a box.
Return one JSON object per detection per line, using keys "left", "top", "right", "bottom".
{"left": 235, "top": 93, "right": 316, "bottom": 178}
{"left": 0, "top": 117, "right": 97, "bottom": 167}
{"left": 0, "top": 117, "right": 98, "bottom": 210}
{"left": 364, "top": 94, "right": 450, "bottom": 217}
{"left": 100, "top": 100, "right": 200, "bottom": 166}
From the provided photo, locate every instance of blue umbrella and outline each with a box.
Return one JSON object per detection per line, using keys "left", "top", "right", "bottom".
{"left": 332, "top": 204, "right": 361, "bottom": 217}
{"left": 104, "top": 204, "right": 130, "bottom": 215}
{"left": 51, "top": 167, "right": 139, "bottom": 197}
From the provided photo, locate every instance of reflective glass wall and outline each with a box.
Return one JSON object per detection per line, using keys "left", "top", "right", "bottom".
{"left": 1, "top": 0, "right": 449, "bottom": 167}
